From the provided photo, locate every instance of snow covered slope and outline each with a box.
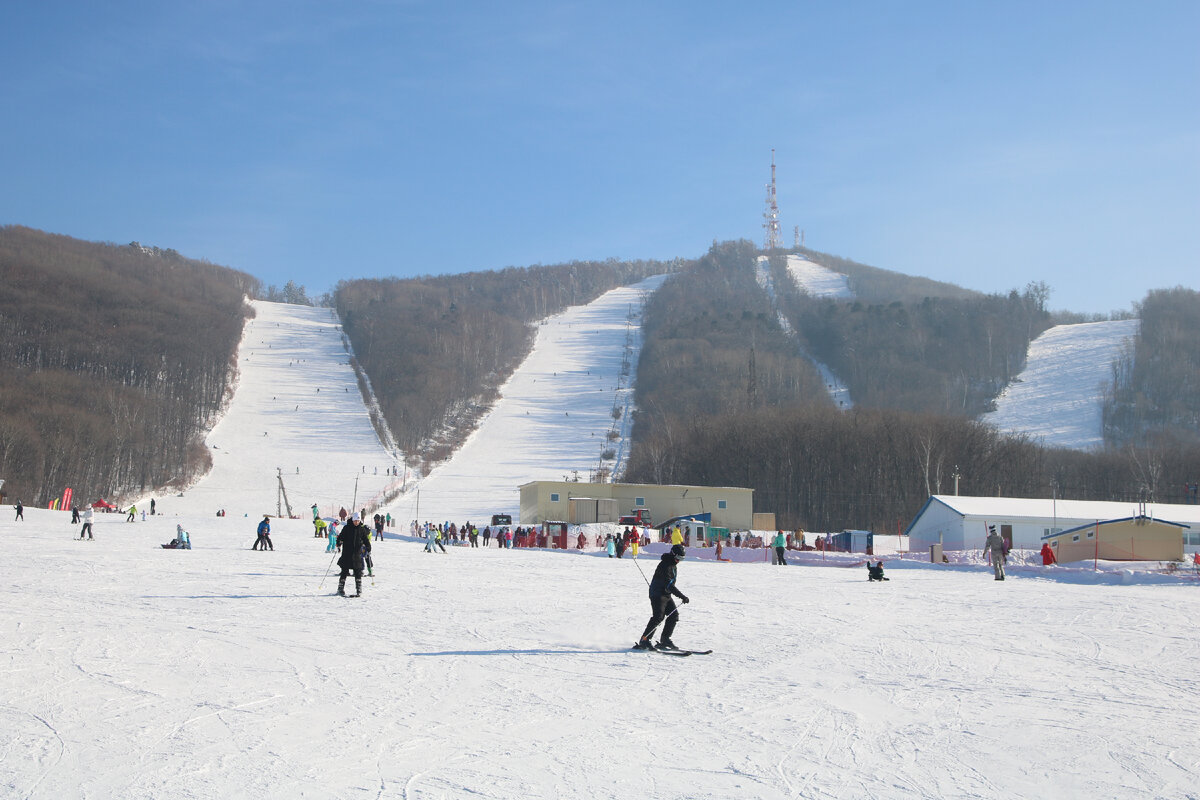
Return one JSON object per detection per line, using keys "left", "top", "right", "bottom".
{"left": 2, "top": 507, "right": 1196, "bottom": 800}
{"left": 786, "top": 253, "right": 853, "bottom": 299}
{"left": 393, "top": 274, "right": 667, "bottom": 523}
{"left": 170, "top": 300, "right": 400, "bottom": 519}
{"left": 983, "top": 319, "right": 1138, "bottom": 449}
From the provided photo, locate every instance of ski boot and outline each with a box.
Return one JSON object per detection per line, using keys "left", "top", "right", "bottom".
{"left": 656, "top": 638, "right": 679, "bottom": 651}
{"left": 633, "top": 636, "right": 655, "bottom": 650}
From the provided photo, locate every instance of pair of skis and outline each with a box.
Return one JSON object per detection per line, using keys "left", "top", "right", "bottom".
{"left": 632, "top": 644, "right": 713, "bottom": 657}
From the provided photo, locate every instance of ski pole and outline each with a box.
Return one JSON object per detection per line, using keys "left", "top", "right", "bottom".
{"left": 318, "top": 550, "right": 338, "bottom": 590}
{"left": 632, "top": 553, "right": 651, "bottom": 587}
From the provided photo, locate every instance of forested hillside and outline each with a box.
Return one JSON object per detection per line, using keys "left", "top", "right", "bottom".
{"left": 334, "top": 258, "right": 676, "bottom": 466}
{"left": 1103, "top": 286, "right": 1200, "bottom": 447}
{"left": 625, "top": 241, "right": 1198, "bottom": 531}
{"left": 773, "top": 254, "right": 1054, "bottom": 414}
{"left": 0, "top": 226, "right": 257, "bottom": 505}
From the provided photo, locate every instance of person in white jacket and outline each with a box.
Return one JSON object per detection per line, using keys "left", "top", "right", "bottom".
{"left": 79, "top": 506, "right": 94, "bottom": 540}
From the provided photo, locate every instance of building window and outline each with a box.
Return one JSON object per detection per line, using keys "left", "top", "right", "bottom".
{"left": 1044, "top": 527, "right": 1062, "bottom": 537}
{"left": 1072, "top": 535, "right": 1080, "bottom": 542}
{"left": 718, "top": 500, "right": 727, "bottom": 510}
{"left": 1086, "top": 531, "right": 1094, "bottom": 538}
{"left": 550, "top": 493, "right": 559, "bottom": 502}
{"left": 635, "top": 497, "right": 645, "bottom": 506}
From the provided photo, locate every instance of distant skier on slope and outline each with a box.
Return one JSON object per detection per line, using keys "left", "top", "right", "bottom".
{"left": 634, "top": 544, "right": 690, "bottom": 651}
{"left": 336, "top": 514, "right": 372, "bottom": 597}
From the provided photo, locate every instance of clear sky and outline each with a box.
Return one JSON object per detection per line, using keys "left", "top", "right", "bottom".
{"left": 2, "top": 1, "right": 1196, "bottom": 314}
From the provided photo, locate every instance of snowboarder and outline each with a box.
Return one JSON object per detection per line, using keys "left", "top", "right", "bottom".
{"left": 14, "top": 500, "right": 23, "bottom": 521}
{"left": 773, "top": 530, "right": 787, "bottom": 565}
{"left": 635, "top": 544, "right": 690, "bottom": 650}
{"left": 985, "top": 526, "right": 1005, "bottom": 580}
{"left": 126, "top": 505, "right": 136, "bottom": 522}
{"left": 336, "top": 514, "right": 372, "bottom": 596}
{"left": 79, "top": 506, "right": 94, "bottom": 540}
{"left": 867, "top": 561, "right": 888, "bottom": 581}
{"left": 254, "top": 515, "right": 274, "bottom": 551}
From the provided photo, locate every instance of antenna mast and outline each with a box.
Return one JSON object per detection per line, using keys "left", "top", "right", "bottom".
{"left": 763, "top": 149, "right": 781, "bottom": 251}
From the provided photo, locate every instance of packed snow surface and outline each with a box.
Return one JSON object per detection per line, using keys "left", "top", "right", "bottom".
{"left": 3, "top": 509, "right": 1197, "bottom": 800}
{"left": 984, "top": 319, "right": 1138, "bottom": 449}
{"left": 169, "top": 300, "right": 401, "bottom": 519}
{"left": 786, "top": 254, "right": 853, "bottom": 300}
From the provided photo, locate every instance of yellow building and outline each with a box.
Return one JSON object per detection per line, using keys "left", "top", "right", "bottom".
{"left": 1043, "top": 516, "right": 1187, "bottom": 563}
{"left": 518, "top": 481, "right": 753, "bottom": 530}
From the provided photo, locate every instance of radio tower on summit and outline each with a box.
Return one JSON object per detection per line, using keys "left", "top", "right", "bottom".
{"left": 763, "top": 149, "right": 781, "bottom": 251}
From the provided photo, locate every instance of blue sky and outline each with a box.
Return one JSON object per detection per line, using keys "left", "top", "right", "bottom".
{"left": 2, "top": 1, "right": 1196, "bottom": 313}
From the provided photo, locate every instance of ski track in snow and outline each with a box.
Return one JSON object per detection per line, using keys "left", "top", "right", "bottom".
{"left": 2, "top": 511, "right": 1197, "bottom": 799}
{"left": 984, "top": 319, "right": 1139, "bottom": 450}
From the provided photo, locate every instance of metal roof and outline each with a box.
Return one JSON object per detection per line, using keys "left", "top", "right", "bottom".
{"left": 926, "top": 495, "right": 1200, "bottom": 526}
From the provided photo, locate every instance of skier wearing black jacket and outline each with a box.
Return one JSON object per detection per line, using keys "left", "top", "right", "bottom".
{"left": 635, "top": 544, "right": 689, "bottom": 650}
{"left": 336, "top": 514, "right": 372, "bottom": 597}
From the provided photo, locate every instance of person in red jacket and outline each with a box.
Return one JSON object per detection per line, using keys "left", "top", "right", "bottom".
{"left": 1040, "top": 542, "right": 1057, "bottom": 566}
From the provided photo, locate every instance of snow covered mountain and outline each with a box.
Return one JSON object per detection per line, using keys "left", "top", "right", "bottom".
{"left": 983, "top": 319, "right": 1138, "bottom": 449}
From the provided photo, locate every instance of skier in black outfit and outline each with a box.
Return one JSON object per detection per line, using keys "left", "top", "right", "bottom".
{"left": 635, "top": 544, "right": 690, "bottom": 650}
{"left": 336, "top": 514, "right": 372, "bottom": 597}
{"left": 14, "top": 500, "right": 23, "bottom": 521}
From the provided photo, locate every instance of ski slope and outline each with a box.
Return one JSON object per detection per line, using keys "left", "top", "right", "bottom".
{"left": 392, "top": 274, "right": 666, "bottom": 524}
{"left": 2, "top": 507, "right": 1197, "bottom": 800}
{"left": 166, "top": 301, "right": 400, "bottom": 519}
{"left": 758, "top": 255, "right": 854, "bottom": 409}
{"left": 786, "top": 253, "right": 853, "bottom": 299}
{"left": 983, "top": 319, "right": 1139, "bottom": 450}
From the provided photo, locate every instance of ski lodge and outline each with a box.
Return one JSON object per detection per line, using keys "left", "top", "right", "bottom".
{"left": 518, "top": 481, "right": 753, "bottom": 530}
{"left": 905, "top": 494, "right": 1200, "bottom": 557}
{"left": 1043, "top": 517, "right": 1186, "bottom": 563}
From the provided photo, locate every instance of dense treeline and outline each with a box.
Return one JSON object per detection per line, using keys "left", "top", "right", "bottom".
{"left": 1103, "top": 287, "right": 1200, "bottom": 446}
{"left": 624, "top": 405, "right": 1200, "bottom": 532}
{"left": 0, "top": 226, "right": 257, "bottom": 504}
{"left": 632, "top": 240, "right": 832, "bottom": 442}
{"left": 335, "top": 258, "right": 677, "bottom": 464}
{"left": 775, "top": 253, "right": 1054, "bottom": 414}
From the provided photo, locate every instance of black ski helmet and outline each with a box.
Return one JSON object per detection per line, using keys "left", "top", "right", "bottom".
{"left": 670, "top": 544, "right": 686, "bottom": 560}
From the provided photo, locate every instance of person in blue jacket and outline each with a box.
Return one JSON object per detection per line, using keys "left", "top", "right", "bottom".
{"left": 253, "top": 515, "right": 274, "bottom": 551}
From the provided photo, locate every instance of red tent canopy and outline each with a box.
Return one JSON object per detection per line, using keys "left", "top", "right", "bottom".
{"left": 91, "top": 499, "right": 116, "bottom": 509}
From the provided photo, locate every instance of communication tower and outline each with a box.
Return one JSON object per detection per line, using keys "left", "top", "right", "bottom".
{"left": 762, "top": 149, "right": 781, "bottom": 251}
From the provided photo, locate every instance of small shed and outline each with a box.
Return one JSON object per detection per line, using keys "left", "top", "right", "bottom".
{"left": 1043, "top": 516, "right": 1187, "bottom": 563}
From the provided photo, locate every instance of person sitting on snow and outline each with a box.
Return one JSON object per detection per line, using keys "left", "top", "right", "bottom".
{"left": 867, "top": 561, "right": 888, "bottom": 581}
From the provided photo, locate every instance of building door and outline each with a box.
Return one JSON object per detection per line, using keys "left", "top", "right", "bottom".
{"left": 1001, "top": 524, "right": 1014, "bottom": 551}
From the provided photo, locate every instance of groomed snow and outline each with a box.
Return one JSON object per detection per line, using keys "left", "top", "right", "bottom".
{"left": 2, "top": 508, "right": 1197, "bottom": 799}
{"left": 167, "top": 300, "right": 401, "bottom": 520}
{"left": 983, "top": 319, "right": 1139, "bottom": 450}
{"left": 389, "top": 275, "right": 667, "bottom": 524}
{"left": 785, "top": 254, "right": 853, "bottom": 300}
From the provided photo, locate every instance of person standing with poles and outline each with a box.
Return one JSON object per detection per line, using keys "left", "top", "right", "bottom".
{"left": 634, "top": 544, "right": 690, "bottom": 651}
{"left": 79, "top": 505, "right": 94, "bottom": 540}
{"left": 336, "top": 513, "right": 372, "bottom": 597}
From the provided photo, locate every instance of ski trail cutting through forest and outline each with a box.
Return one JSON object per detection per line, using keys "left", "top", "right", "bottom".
{"left": 983, "top": 319, "right": 1138, "bottom": 449}
{"left": 757, "top": 255, "right": 854, "bottom": 409}
{"left": 172, "top": 301, "right": 399, "bottom": 518}
{"left": 392, "top": 274, "right": 668, "bottom": 523}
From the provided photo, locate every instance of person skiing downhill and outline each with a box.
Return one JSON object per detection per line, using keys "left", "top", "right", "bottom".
{"left": 635, "top": 544, "right": 690, "bottom": 650}
{"left": 336, "top": 514, "right": 372, "bottom": 597}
